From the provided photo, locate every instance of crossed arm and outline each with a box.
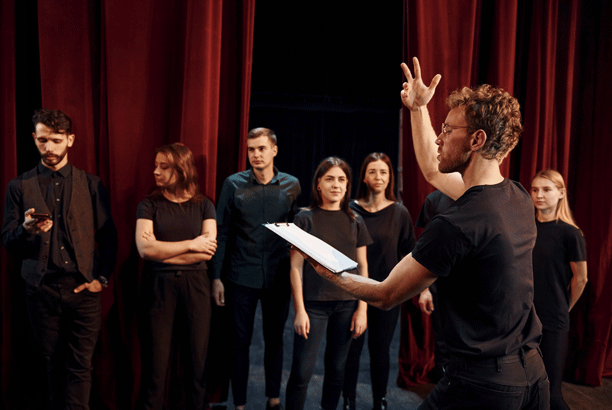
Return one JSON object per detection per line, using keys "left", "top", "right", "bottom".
{"left": 135, "top": 218, "right": 217, "bottom": 264}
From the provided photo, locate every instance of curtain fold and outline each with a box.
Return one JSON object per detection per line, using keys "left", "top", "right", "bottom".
{"left": 0, "top": 0, "right": 18, "bottom": 406}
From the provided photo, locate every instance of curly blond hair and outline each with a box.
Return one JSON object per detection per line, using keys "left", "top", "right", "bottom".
{"left": 447, "top": 85, "right": 523, "bottom": 162}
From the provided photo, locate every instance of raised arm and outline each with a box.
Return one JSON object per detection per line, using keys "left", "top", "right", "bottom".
{"left": 401, "top": 57, "right": 465, "bottom": 200}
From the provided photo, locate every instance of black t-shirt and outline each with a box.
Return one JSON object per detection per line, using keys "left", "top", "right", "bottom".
{"left": 137, "top": 195, "right": 216, "bottom": 272}
{"left": 532, "top": 219, "right": 587, "bottom": 331}
{"left": 415, "top": 190, "right": 455, "bottom": 229}
{"left": 294, "top": 207, "right": 372, "bottom": 301}
{"left": 412, "top": 179, "right": 542, "bottom": 358}
{"left": 350, "top": 201, "right": 415, "bottom": 282}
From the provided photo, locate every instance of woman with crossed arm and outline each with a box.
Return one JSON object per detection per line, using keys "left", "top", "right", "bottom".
{"left": 135, "top": 143, "right": 217, "bottom": 410}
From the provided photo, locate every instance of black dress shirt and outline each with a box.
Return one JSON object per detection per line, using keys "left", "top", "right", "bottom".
{"left": 213, "top": 167, "right": 300, "bottom": 289}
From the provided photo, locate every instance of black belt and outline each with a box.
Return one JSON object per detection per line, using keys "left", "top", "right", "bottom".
{"left": 447, "top": 346, "right": 542, "bottom": 373}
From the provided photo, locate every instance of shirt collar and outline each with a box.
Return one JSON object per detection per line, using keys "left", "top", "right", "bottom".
{"left": 248, "top": 166, "right": 280, "bottom": 185}
{"left": 37, "top": 161, "right": 72, "bottom": 178}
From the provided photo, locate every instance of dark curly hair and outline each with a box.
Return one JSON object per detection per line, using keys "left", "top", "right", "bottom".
{"left": 32, "top": 109, "right": 72, "bottom": 134}
{"left": 446, "top": 85, "right": 523, "bottom": 162}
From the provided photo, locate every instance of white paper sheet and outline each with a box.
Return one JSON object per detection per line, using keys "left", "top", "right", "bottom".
{"left": 264, "top": 223, "right": 358, "bottom": 273}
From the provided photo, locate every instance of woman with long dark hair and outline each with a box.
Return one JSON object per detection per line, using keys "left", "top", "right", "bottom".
{"left": 531, "top": 169, "right": 588, "bottom": 410}
{"left": 343, "top": 153, "right": 416, "bottom": 410}
{"left": 285, "top": 157, "right": 372, "bottom": 410}
{"left": 135, "top": 142, "right": 217, "bottom": 410}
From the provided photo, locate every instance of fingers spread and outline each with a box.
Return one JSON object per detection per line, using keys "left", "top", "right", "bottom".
{"left": 413, "top": 56, "right": 421, "bottom": 79}
{"left": 401, "top": 62, "right": 413, "bottom": 81}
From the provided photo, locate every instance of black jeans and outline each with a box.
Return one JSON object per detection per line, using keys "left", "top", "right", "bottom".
{"left": 419, "top": 347, "right": 550, "bottom": 410}
{"left": 26, "top": 272, "right": 101, "bottom": 410}
{"left": 226, "top": 278, "right": 290, "bottom": 406}
{"left": 139, "top": 269, "right": 211, "bottom": 410}
{"left": 286, "top": 300, "right": 357, "bottom": 410}
{"left": 343, "top": 304, "right": 400, "bottom": 402}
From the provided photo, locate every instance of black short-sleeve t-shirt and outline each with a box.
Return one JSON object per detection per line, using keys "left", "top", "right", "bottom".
{"left": 412, "top": 179, "right": 542, "bottom": 358}
{"left": 532, "top": 220, "right": 587, "bottom": 331}
{"left": 294, "top": 208, "right": 372, "bottom": 301}
{"left": 137, "top": 195, "right": 216, "bottom": 272}
{"left": 349, "top": 201, "right": 415, "bottom": 282}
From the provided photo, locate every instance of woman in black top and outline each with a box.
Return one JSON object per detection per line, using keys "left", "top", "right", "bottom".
{"left": 530, "top": 169, "right": 588, "bottom": 410}
{"left": 342, "top": 153, "right": 416, "bottom": 410}
{"left": 135, "top": 143, "right": 217, "bottom": 410}
{"left": 286, "top": 157, "right": 371, "bottom": 410}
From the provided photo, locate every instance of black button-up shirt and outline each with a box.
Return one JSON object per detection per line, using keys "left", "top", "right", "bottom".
{"left": 213, "top": 167, "right": 300, "bottom": 289}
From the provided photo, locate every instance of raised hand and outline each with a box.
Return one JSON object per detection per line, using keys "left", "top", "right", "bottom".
{"left": 400, "top": 57, "right": 441, "bottom": 111}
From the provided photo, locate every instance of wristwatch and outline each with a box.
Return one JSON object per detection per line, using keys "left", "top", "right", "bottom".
{"left": 97, "top": 276, "right": 109, "bottom": 288}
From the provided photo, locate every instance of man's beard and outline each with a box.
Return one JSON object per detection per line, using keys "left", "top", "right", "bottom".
{"left": 438, "top": 149, "right": 472, "bottom": 174}
{"left": 42, "top": 150, "right": 67, "bottom": 167}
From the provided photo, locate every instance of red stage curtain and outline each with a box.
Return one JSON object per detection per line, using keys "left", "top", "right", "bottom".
{"left": 399, "top": 0, "right": 612, "bottom": 388}
{"left": 0, "top": 0, "right": 254, "bottom": 408}
{"left": 0, "top": 0, "right": 18, "bottom": 405}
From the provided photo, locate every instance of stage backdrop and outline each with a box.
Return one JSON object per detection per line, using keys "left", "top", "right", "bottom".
{"left": 1, "top": 1, "right": 611, "bottom": 409}
{"left": 1, "top": 0, "right": 254, "bottom": 408}
{"left": 398, "top": 0, "right": 612, "bottom": 388}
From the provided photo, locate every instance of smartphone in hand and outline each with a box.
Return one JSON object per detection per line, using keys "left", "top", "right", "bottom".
{"left": 31, "top": 213, "right": 50, "bottom": 221}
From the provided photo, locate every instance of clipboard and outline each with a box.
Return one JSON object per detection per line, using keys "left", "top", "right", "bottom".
{"left": 264, "top": 223, "right": 358, "bottom": 274}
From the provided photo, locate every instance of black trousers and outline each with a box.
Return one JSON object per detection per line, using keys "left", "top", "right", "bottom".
{"left": 226, "top": 278, "right": 291, "bottom": 406}
{"left": 139, "top": 269, "right": 211, "bottom": 410}
{"left": 540, "top": 329, "right": 570, "bottom": 410}
{"left": 25, "top": 272, "right": 101, "bottom": 410}
{"left": 343, "top": 304, "right": 400, "bottom": 402}
{"left": 419, "top": 347, "right": 549, "bottom": 410}
{"left": 286, "top": 300, "right": 357, "bottom": 410}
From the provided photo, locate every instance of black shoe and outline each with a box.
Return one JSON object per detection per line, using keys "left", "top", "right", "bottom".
{"left": 266, "top": 401, "right": 283, "bottom": 410}
{"left": 373, "top": 397, "right": 387, "bottom": 410}
{"left": 343, "top": 397, "right": 356, "bottom": 410}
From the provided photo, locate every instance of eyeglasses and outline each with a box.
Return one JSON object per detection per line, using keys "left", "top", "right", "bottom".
{"left": 441, "top": 123, "right": 469, "bottom": 135}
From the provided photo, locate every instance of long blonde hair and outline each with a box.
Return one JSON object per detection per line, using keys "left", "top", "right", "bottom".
{"left": 531, "top": 169, "right": 579, "bottom": 230}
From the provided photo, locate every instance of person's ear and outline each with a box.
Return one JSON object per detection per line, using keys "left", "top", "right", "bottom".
{"left": 67, "top": 134, "right": 75, "bottom": 148}
{"left": 471, "top": 130, "right": 487, "bottom": 152}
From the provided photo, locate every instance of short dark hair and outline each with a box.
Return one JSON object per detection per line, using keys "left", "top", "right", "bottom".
{"left": 446, "top": 85, "right": 523, "bottom": 162}
{"left": 32, "top": 109, "right": 72, "bottom": 134}
{"left": 247, "top": 127, "right": 277, "bottom": 146}
{"left": 355, "top": 152, "right": 397, "bottom": 202}
{"left": 308, "top": 156, "right": 356, "bottom": 221}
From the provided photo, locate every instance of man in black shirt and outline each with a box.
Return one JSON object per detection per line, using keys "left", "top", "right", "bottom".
{"left": 1, "top": 109, "right": 118, "bottom": 410}
{"left": 305, "top": 58, "right": 548, "bottom": 409}
{"left": 212, "top": 127, "right": 300, "bottom": 410}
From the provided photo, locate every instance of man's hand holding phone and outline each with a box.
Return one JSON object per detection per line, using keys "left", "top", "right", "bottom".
{"left": 23, "top": 208, "right": 53, "bottom": 234}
